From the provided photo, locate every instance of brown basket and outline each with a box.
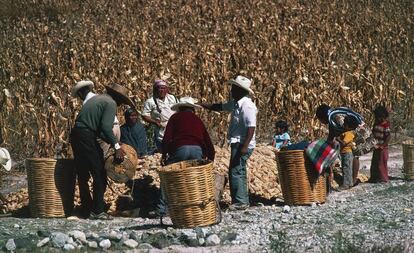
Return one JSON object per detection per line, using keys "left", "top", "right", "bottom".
{"left": 158, "top": 160, "right": 218, "bottom": 228}
{"left": 26, "top": 158, "right": 75, "bottom": 217}
{"left": 276, "top": 150, "right": 326, "bottom": 205}
{"left": 105, "top": 144, "right": 139, "bottom": 183}
{"left": 402, "top": 140, "right": 414, "bottom": 180}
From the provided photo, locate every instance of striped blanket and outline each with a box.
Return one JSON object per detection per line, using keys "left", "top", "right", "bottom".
{"left": 305, "top": 139, "right": 339, "bottom": 174}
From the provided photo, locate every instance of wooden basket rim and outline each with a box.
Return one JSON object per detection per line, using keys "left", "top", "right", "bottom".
{"left": 158, "top": 159, "right": 212, "bottom": 174}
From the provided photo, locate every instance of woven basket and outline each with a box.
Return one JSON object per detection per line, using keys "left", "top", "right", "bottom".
{"left": 26, "top": 158, "right": 75, "bottom": 217}
{"left": 158, "top": 160, "right": 218, "bottom": 228}
{"left": 105, "top": 144, "right": 138, "bottom": 183}
{"left": 276, "top": 150, "right": 326, "bottom": 205}
{"left": 402, "top": 140, "right": 414, "bottom": 180}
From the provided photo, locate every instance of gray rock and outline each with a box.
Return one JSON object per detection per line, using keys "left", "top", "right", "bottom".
{"left": 68, "top": 230, "right": 87, "bottom": 243}
{"left": 37, "top": 230, "right": 51, "bottom": 238}
{"left": 86, "top": 232, "right": 99, "bottom": 240}
{"left": 106, "top": 230, "right": 122, "bottom": 241}
{"left": 283, "top": 205, "right": 291, "bottom": 213}
{"left": 138, "top": 243, "right": 154, "bottom": 249}
{"left": 51, "top": 232, "right": 70, "bottom": 248}
{"left": 63, "top": 244, "right": 75, "bottom": 251}
{"left": 37, "top": 237, "right": 50, "bottom": 247}
{"left": 87, "top": 241, "right": 98, "bottom": 248}
{"left": 198, "top": 238, "right": 205, "bottom": 246}
{"left": 195, "top": 227, "right": 208, "bottom": 238}
{"left": 5, "top": 239, "right": 16, "bottom": 251}
{"left": 205, "top": 234, "right": 221, "bottom": 246}
{"left": 124, "top": 239, "right": 139, "bottom": 248}
{"left": 99, "top": 239, "right": 111, "bottom": 249}
{"left": 129, "top": 231, "right": 142, "bottom": 241}
{"left": 218, "top": 231, "right": 238, "bottom": 242}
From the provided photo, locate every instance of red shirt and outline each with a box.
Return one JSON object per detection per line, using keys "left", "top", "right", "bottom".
{"left": 162, "top": 111, "right": 215, "bottom": 160}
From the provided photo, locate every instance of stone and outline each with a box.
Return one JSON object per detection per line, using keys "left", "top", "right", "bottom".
{"left": 205, "top": 234, "right": 220, "bottom": 246}
{"left": 68, "top": 230, "right": 87, "bottom": 243}
{"left": 195, "top": 227, "right": 208, "bottom": 238}
{"left": 129, "top": 231, "right": 142, "bottom": 241}
{"left": 198, "top": 238, "right": 205, "bottom": 246}
{"left": 5, "top": 239, "right": 16, "bottom": 251}
{"left": 107, "top": 230, "right": 122, "bottom": 241}
{"left": 142, "top": 231, "right": 172, "bottom": 249}
{"left": 13, "top": 224, "right": 20, "bottom": 228}
{"left": 51, "top": 232, "right": 70, "bottom": 248}
{"left": 88, "top": 241, "right": 98, "bottom": 248}
{"left": 37, "top": 237, "right": 50, "bottom": 247}
{"left": 99, "top": 239, "right": 111, "bottom": 249}
{"left": 283, "top": 205, "right": 291, "bottom": 213}
{"left": 124, "top": 239, "right": 139, "bottom": 248}
{"left": 137, "top": 243, "right": 154, "bottom": 249}
{"left": 86, "top": 232, "right": 99, "bottom": 240}
{"left": 64, "top": 244, "right": 75, "bottom": 251}
{"left": 37, "top": 230, "right": 51, "bottom": 238}
{"left": 219, "top": 232, "right": 238, "bottom": 242}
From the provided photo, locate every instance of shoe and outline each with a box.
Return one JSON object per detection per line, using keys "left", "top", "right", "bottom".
{"left": 228, "top": 203, "right": 249, "bottom": 211}
{"left": 89, "top": 212, "right": 113, "bottom": 220}
{"left": 337, "top": 185, "right": 350, "bottom": 191}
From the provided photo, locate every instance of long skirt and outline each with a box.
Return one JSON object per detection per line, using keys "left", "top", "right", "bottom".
{"left": 369, "top": 147, "right": 389, "bottom": 183}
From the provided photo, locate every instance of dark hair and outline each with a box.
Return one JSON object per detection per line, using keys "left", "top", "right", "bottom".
{"left": 316, "top": 103, "right": 331, "bottom": 122}
{"left": 124, "top": 108, "right": 138, "bottom": 118}
{"left": 344, "top": 115, "right": 359, "bottom": 130}
{"left": 275, "top": 120, "right": 289, "bottom": 132}
{"left": 373, "top": 105, "right": 389, "bottom": 119}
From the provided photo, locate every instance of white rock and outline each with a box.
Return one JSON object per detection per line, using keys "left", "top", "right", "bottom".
{"left": 123, "top": 239, "right": 139, "bottom": 248}
{"left": 37, "top": 237, "right": 50, "bottom": 247}
{"left": 137, "top": 243, "right": 154, "bottom": 249}
{"left": 51, "top": 232, "right": 70, "bottom": 248}
{"left": 99, "top": 239, "right": 111, "bottom": 249}
{"left": 283, "top": 205, "right": 291, "bottom": 213}
{"left": 69, "top": 230, "right": 87, "bottom": 243}
{"left": 64, "top": 244, "right": 75, "bottom": 251}
{"left": 107, "top": 230, "right": 122, "bottom": 241}
{"left": 13, "top": 224, "right": 20, "bottom": 228}
{"left": 5, "top": 239, "right": 16, "bottom": 251}
{"left": 88, "top": 241, "right": 98, "bottom": 248}
{"left": 198, "top": 238, "right": 205, "bottom": 246}
{"left": 205, "top": 234, "right": 221, "bottom": 246}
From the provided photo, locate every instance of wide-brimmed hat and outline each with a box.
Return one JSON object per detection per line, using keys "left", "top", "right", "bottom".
{"left": 71, "top": 80, "right": 94, "bottom": 98}
{"left": 105, "top": 84, "right": 135, "bottom": 108}
{"left": 0, "top": 148, "right": 11, "bottom": 171}
{"left": 171, "top": 97, "right": 201, "bottom": 111}
{"left": 226, "top": 75, "right": 254, "bottom": 94}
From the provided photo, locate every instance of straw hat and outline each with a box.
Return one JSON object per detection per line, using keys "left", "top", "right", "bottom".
{"left": 226, "top": 75, "right": 254, "bottom": 94}
{"left": 171, "top": 97, "right": 201, "bottom": 111}
{"left": 105, "top": 84, "right": 135, "bottom": 108}
{"left": 71, "top": 80, "right": 94, "bottom": 98}
{"left": 0, "top": 148, "right": 11, "bottom": 171}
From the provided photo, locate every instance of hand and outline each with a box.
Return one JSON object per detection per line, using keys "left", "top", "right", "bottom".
{"left": 161, "top": 154, "right": 167, "bottom": 166}
{"left": 155, "top": 120, "right": 162, "bottom": 128}
{"left": 114, "top": 148, "right": 125, "bottom": 163}
{"left": 240, "top": 145, "right": 248, "bottom": 155}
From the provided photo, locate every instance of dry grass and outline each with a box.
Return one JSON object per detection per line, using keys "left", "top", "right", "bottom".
{"left": 0, "top": 0, "right": 413, "bottom": 158}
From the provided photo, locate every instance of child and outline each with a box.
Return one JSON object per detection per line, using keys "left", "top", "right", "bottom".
{"left": 369, "top": 105, "right": 391, "bottom": 183}
{"left": 272, "top": 120, "right": 291, "bottom": 151}
{"left": 337, "top": 116, "right": 359, "bottom": 190}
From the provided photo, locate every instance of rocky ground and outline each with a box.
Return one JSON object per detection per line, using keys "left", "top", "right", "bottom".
{"left": 1, "top": 144, "right": 413, "bottom": 252}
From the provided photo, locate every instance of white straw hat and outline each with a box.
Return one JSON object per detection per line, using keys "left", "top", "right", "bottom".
{"left": 0, "top": 148, "right": 11, "bottom": 171}
{"left": 171, "top": 97, "right": 201, "bottom": 111}
{"left": 226, "top": 75, "right": 254, "bottom": 94}
{"left": 71, "top": 80, "right": 94, "bottom": 98}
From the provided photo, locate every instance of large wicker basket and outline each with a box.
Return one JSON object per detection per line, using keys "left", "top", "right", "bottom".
{"left": 402, "top": 140, "right": 414, "bottom": 180}
{"left": 26, "top": 158, "right": 75, "bottom": 217}
{"left": 276, "top": 150, "right": 326, "bottom": 205}
{"left": 158, "top": 160, "right": 218, "bottom": 228}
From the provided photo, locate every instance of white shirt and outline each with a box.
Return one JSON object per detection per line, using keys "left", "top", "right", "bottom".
{"left": 142, "top": 94, "right": 178, "bottom": 141}
{"left": 222, "top": 96, "right": 257, "bottom": 149}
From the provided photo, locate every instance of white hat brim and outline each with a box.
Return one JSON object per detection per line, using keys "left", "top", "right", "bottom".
{"left": 0, "top": 148, "right": 11, "bottom": 171}
{"left": 171, "top": 102, "right": 202, "bottom": 111}
{"left": 226, "top": 80, "right": 254, "bottom": 94}
{"left": 71, "top": 81, "right": 94, "bottom": 98}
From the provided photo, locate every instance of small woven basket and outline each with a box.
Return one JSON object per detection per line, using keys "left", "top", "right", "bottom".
{"left": 158, "top": 160, "right": 218, "bottom": 228}
{"left": 26, "top": 158, "right": 75, "bottom": 217}
{"left": 276, "top": 150, "right": 326, "bottom": 205}
{"left": 105, "top": 144, "right": 138, "bottom": 183}
{"left": 402, "top": 140, "right": 414, "bottom": 180}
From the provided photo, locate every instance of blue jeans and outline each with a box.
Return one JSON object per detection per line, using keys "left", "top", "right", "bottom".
{"left": 229, "top": 143, "right": 253, "bottom": 205}
{"left": 341, "top": 152, "right": 354, "bottom": 188}
{"left": 157, "top": 145, "right": 203, "bottom": 215}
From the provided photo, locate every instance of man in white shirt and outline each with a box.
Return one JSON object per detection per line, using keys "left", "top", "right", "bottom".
{"left": 141, "top": 80, "right": 178, "bottom": 152}
{"left": 201, "top": 75, "right": 257, "bottom": 210}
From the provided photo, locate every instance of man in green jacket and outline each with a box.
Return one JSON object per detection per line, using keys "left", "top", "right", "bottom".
{"left": 70, "top": 83, "right": 135, "bottom": 220}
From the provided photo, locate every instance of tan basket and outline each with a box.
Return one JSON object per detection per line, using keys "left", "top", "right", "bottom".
{"left": 276, "top": 150, "right": 326, "bottom": 205}
{"left": 402, "top": 140, "right": 414, "bottom": 180}
{"left": 26, "top": 158, "right": 75, "bottom": 217}
{"left": 158, "top": 160, "right": 218, "bottom": 228}
{"left": 105, "top": 144, "right": 138, "bottom": 183}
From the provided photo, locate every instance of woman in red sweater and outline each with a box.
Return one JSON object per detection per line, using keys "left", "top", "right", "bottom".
{"left": 161, "top": 97, "right": 215, "bottom": 165}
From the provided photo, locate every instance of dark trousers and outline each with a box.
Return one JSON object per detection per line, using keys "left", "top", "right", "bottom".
{"left": 229, "top": 143, "right": 253, "bottom": 205}
{"left": 70, "top": 127, "right": 107, "bottom": 215}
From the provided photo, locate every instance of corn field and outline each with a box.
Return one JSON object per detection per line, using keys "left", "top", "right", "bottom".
{"left": 0, "top": 0, "right": 413, "bottom": 159}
